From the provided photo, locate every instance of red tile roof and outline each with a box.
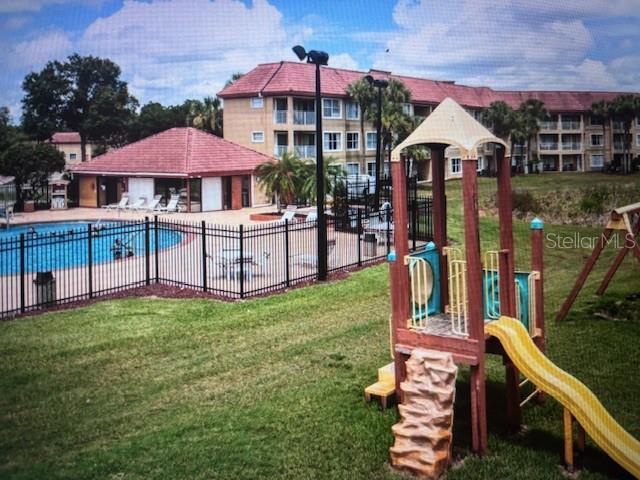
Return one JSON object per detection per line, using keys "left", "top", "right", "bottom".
{"left": 218, "top": 61, "right": 630, "bottom": 112}
{"left": 49, "top": 132, "right": 81, "bottom": 144}
{"left": 71, "top": 128, "right": 270, "bottom": 176}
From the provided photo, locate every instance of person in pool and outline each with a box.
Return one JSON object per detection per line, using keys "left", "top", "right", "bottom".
{"left": 27, "top": 227, "right": 37, "bottom": 236}
{"left": 111, "top": 239, "right": 124, "bottom": 260}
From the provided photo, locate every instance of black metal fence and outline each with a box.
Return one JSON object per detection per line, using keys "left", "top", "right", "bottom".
{"left": 0, "top": 201, "right": 432, "bottom": 318}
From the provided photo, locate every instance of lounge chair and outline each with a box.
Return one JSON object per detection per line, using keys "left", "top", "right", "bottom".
{"left": 155, "top": 194, "right": 181, "bottom": 213}
{"left": 102, "top": 193, "right": 129, "bottom": 210}
{"left": 305, "top": 211, "right": 318, "bottom": 222}
{"left": 277, "top": 209, "right": 297, "bottom": 223}
{"left": 126, "top": 197, "right": 147, "bottom": 212}
{"left": 138, "top": 195, "right": 162, "bottom": 212}
{"left": 290, "top": 239, "right": 337, "bottom": 268}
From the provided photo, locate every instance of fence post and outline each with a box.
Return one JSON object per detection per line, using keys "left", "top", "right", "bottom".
{"left": 19, "top": 233, "right": 25, "bottom": 313}
{"left": 201, "top": 220, "right": 207, "bottom": 292}
{"left": 87, "top": 223, "right": 93, "bottom": 299}
{"left": 154, "top": 216, "right": 159, "bottom": 283}
{"left": 284, "top": 219, "right": 290, "bottom": 287}
{"left": 357, "top": 210, "right": 362, "bottom": 266}
{"left": 239, "top": 224, "right": 244, "bottom": 299}
{"left": 386, "top": 207, "right": 392, "bottom": 255}
{"left": 411, "top": 198, "right": 417, "bottom": 251}
{"left": 144, "top": 217, "right": 150, "bottom": 286}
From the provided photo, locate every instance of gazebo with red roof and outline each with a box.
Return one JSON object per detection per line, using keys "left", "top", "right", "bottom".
{"left": 71, "top": 128, "right": 272, "bottom": 211}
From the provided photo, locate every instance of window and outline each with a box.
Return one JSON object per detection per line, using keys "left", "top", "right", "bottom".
{"left": 637, "top": 134, "right": 640, "bottom": 146}
{"left": 366, "top": 131, "right": 377, "bottom": 150}
{"left": 367, "top": 162, "right": 376, "bottom": 177}
{"left": 68, "top": 153, "right": 77, "bottom": 161}
{"left": 476, "top": 156, "right": 483, "bottom": 172}
{"left": 590, "top": 115, "right": 603, "bottom": 126}
{"left": 591, "top": 134, "right": 603, "bottom": 146}
{"left": 322, "top": 98, "right": 341, "bottom": 119}
{"left": 346, "top": 101, "right": 359, "bottom": 120}
{"left": 402, "top": 103, "right": 413, "bottom": 116}
{"left": 346, "top": 163, "right": 360, "bottom": 176}
{"left": 346, "top": 132, "right": 359, "bottom": 151}
{"left": 251, "top": 131, "right": 264, "bottom": 143}
{"left": 323, "top": 132, "right": 342, "bottom": 151}
{"left": 250, "top": 97, "right": 263, "bottom": 108}
{"left": 450, "top": 157, "right": 461, "bottom": 174}
{"left": 590, "top": 154, "right": 604, "bottom": 168}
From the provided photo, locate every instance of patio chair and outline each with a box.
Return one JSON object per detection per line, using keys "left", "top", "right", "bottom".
{"left": 155, "top": 194, "right": 181, "bottom": 213}
{"left": 126, "top": 196, "right": 147, "bottom": 212}
{"left": 276, "top": 209, "right": 297, "bottom": 224}
{"left": 290, "top": 239, "right": 337, "bottom": 268}
{"left": 102, "top": 193, "right": 129, "bottom": 210}
{"left": 305, "top": 211, "right": 318, "bottom": 222}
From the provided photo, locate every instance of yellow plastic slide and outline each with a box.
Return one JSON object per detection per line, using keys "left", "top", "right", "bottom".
{"left": 486, "top": 316, "right": 640, "bottom": 478}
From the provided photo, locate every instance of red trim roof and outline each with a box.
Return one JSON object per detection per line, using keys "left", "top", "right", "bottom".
{"left": 218, "top": 61, "right": 628, "bottom": 112}
{"left": 71, "top": 128, "right": 271, "bottom": 176}
{"left": 49, "top": 132, "right": 81, "bottom": 144}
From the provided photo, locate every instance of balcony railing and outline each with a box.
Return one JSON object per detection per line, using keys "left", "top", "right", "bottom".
{"left": 561, "top": 121, "right": 581, "bottom": 130}
{"left": 294, "top": 145, "right": 316, "bottom": 158}
{"left": 539, "top": 143, "right": 558, "bottom": 151}
{"left": 273, "top": 110, "right": 287, "bottom": 124}
{"left": 293, "top": 110, "right": 315, "bottom": 125}
{"left": 612, "top": 121, "right": 624, "bottom": 130}
{"left": 539, "top": 121, "right": 558, "bottom": 130}
{"left": 561, "top": 142, "right": 581, "bottom": 151}
{"left": 274, "top": 145, "right": 288, "bottom": 158}
{"left": 614, "top": 142, "right": 625, "bottom": 150}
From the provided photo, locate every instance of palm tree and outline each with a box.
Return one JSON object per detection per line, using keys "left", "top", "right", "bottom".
{"left": 509, "top": 110, "right": 528, "bottom": 172}
{"left": 590, "top": 100, "right": 612, "bottom": 169}
{"left": 518, "top": 99, "right": 548, "bottom": 173}
{"left": 483, "top": 101, "right": 515, "bottom": 141}
{"left": 298, "top": 157, "right": 346, "bottom": 205}
{"left": 346, "top": 78, "right": 375, "bottom": 156}
{"left": 611, "top": 94, "right": 639, "bottom": 174}
{"left": 255, "top": 151, "right": 302, "bottom": 212}
{"left": 191, "top": 96, "right": 222, "bottom": 136}
{"left": 224, "top": 72, "right": 244, "bottom": 88}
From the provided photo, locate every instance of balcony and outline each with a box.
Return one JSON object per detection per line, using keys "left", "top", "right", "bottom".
{"left": 293, "top": 110, "right": 315, "bottom": 125}
{"left": 539, "top": 121, "right": 558, "bottom": 130}
{"left": 612, "top": 121, "right": 624, "bottom": 130}
{"left": 614, "top": 142, "right": 625, "bottom": 150}
{"left": 561, "top": 142, "right": 581, "bottom": 151}
{"left": 561, "top": 121, "right": 581, "bottom": 130}
{"left": 539, "top": 143, "right": 558, "bottom": 151}
{"left": 273, "top": 110, "right": 287, "bottom": 124}
{"left": 274, "top": 145, "right": 288, "bottom": 158}
{"left": 294, "top": 145, "right": 316, "bottom": 158}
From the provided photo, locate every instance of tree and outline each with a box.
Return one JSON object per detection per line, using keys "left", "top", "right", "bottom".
{"left": 610, "top": 94, "right": 640, "bottom": 174}
{"left": 509, "top": 110, "right": 528, "bottom": 172}
{"left": 483, "top": 101, "right": 515, "bottom": 141}
{"left": 21, "top": 54, "right": 138, "bottom": 161}
{"left": 225, "top": 72, "right": 244, "bottom": 88}
{"left": 346, "top": 78, "right": 375, "bottom": 156}
{"left": 0, "top": 143, "right": 65, "bottom": 201}
{"left": 518, "top": 99, "right": 548, "bottom": 173}
{"left": 0, "top": 107, "right": 25, "bottom": 153}
{"left": 190, "top": 96, "right": 223, "bottom": 136}
{"left": 255, "top": 151, "right": 303, "bottom": 212}
{"left": 298, "top": 157, "right": 346, "bottom": 205}
{"left": 590, "top": 100, "right": 612, "bottom": 169}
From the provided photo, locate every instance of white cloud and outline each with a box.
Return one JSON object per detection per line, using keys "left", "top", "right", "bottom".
{"left": 328, "top": 53, "right": 359, "bottom": 71}
{"left": 373, "top": 0, "right": 639, "bottom": 91}
{"left": 3, "top": 15, "right": 31, "bottom": 29}
{"left": 72, "top": 0, "right": 317, "bottom": 104}
{"left": 11, "top": 30, "right": 73, "bottom": 69}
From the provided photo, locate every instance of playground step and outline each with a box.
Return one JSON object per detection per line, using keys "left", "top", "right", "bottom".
{"left": 365, "top": 380, "right": 396, "bottom": 409}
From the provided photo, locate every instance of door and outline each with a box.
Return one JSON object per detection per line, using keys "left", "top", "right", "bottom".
{"left": 222, "top": 177, "right": 232, "bottom": 210}
{"left": 128, "top": 178, "right": 154, "bottom": 203}
{"left": 202, "top": 177, "right": 222, "bottom": 211}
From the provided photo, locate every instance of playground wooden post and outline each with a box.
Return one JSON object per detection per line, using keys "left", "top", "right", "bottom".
{"left": 496, "top": 146, "right": 516, "bottom": 314}
{"left": 430, "top": 144, "right": 449, "bottom": 309}
{"left": 531, "top": 218, "right": 546, "bottom": 403}
{"left": 596, "top": 215, "right": 640, "bottom": 294}
{"left": 390, "top": 156, "right": 411, "bottom": 398}
{"left": 462, "top": 159, "right": 487, "bottom": 454}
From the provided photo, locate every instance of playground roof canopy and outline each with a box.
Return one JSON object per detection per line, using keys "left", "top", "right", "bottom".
{"left": 391, "top": 97, "right": 509, "bottom": 161}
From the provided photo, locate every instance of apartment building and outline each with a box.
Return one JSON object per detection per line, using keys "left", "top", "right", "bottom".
{"left": 47, "top": 132, "right": 93, "bottom": 168}
{"left": 218, "top": 61, "right": 640, "bottom": 181}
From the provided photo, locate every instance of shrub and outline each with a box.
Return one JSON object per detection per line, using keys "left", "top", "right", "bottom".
{"left": 511, "top": 189, "right": 540, "bottom": 215}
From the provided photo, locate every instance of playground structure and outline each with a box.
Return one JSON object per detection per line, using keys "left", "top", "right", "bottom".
{"left": 556, "top": 202, "right": 640, "bottom": 321}
{"left": 366, "top": 98, "right": 640, "bottom": 478}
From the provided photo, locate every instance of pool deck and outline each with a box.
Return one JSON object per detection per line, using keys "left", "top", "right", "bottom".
{"left": 7, "top": 205, "right": 299, "bottom": 227}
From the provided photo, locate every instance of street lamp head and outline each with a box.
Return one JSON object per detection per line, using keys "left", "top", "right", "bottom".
{"left": 363, "top": 75, "right": 374, "bottom": 85}
{"left": 378, "top": 79, "right": 390, "bottom": 89}
{"left": 363, "top": 75, "right": 389, "bottom": 89}
{"left": 292, "top": 45, "right": 307, "bottom": 61}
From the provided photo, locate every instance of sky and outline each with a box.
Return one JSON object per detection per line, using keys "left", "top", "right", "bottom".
{"left": 0, "top": 0, "right": 639, "bottom": 121}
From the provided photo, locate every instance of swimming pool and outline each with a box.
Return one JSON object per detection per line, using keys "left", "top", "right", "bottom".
{"left": 0, "top": 221, "right": 184, "bottom": 275}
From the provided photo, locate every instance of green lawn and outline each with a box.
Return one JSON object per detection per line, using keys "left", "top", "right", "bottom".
{"left": 1, "top": 173, "right": 639, "bottom": 479}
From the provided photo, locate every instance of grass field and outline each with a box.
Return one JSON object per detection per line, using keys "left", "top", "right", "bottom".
{"left": 1, "top": 173, "right": 639, "bottom": 479}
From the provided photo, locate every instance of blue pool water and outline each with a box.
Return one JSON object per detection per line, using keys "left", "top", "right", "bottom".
{"left": 0, "top": 221, "right": 183, "bottom": 275}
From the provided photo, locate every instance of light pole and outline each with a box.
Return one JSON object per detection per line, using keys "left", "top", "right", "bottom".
{"left": 293, "top": 45, "right": 329, "bottom": 281}
{"left": 364, "top": 75, "right": 388, "bottom": 209}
